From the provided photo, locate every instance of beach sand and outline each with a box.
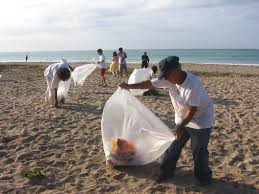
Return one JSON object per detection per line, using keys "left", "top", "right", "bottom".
{"left": 0, "top": 62, "right": 258, "bottom": 193}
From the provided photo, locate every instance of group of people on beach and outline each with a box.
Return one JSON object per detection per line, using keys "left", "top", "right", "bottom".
{"left": 43, "top": 52, "right": 214, "bottom": 186}
{"left": 96, "top": 47, "right": 128, "bottom": 87}
{"left": 97, "top": 48, "right": 154, "bottom": 87}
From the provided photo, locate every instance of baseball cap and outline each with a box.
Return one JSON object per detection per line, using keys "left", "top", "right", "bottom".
{"left": 158, "top": 56, "right": 180, "bottom": 80}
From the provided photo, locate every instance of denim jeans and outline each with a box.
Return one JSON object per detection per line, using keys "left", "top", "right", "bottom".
{"left": 160, "top": 127, "right": 212, "bottom": 182}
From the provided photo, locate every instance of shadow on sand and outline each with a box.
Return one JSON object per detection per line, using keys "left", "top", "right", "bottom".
{"left": 60, "top": 102, "right": 103, "bottom": 115}
{"left": 116, "top": 162, "right": 258, "bottom": 194}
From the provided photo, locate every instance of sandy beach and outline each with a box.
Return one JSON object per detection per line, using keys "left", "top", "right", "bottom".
{"left": 0, "top": 62, "right": 258, "bottom": 194}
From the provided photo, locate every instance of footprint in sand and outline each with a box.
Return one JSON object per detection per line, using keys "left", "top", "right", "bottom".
{"left": 228, "top": 152, "right": 244, "bottom": 166}
{"left": 16, "top": 153, "right": 33, "bottom": 161}
{"left": 113, "top": 172, "right": 126, "bottom": 180}
{"left": 4, "top": 157, "right": 15, "bottom": 165}
{"left": 0, "top": 150, "right": 8, "bottom": 157}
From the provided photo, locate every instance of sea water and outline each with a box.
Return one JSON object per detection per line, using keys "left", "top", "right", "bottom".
{"left": 0, "top": 49, "right": 258, "bottom": 66}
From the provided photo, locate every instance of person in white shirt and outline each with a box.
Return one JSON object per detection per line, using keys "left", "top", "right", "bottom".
{"left": 44, "top": 59, "right": 74, "bottom": 108}
{"left": 119, "top": 56, "right": 214, "bottom": 186}
{"left": 97, "top": 49, "right": 107, "bottom": 87}
{"left": 118, "top": 47, "right": 128, "bottom": 77}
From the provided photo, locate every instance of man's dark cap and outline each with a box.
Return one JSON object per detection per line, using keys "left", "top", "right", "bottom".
{"left": 158, "top": 56, "right": 180, "bottom": 80}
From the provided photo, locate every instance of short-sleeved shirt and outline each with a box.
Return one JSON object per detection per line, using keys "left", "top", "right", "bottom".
{"left": 44, "top": 62, "right": 69, "bottom": 89}
{"left": 98, "top": 54, "right": 107, "bottom": 69}
{"left": 118, "top": 52, "right": 127, "bottom": 65}
{"left": 151, "top": 72, "right": 214, "bottom": 129}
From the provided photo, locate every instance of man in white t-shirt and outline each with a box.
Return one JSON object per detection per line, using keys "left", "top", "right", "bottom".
{"left": 119, "top": 56, "right": 214, "bottom": 186}
{"left": 44, "top": 59, "right": 74, "bottom": 108}
{"left": 118, "top": 47, "right": 128, "bottom": 77}
{"left": 97, "top": 49, "right": 107, "bottom": 87}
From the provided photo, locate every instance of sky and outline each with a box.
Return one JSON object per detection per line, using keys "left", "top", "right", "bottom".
{"left": 0, "top": 0, "right": 259, "bottom": 51}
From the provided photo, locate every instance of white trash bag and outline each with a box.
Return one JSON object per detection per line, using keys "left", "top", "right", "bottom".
{"left": 72, "top": 64, "right": 97, "bottom": 86}
{"left": 101, "top": 88, "right": 175, "bottom": 166}
{"left": 57, "top": 78, "right": 71, "bottom": 103}
{"left": 128, "top": 68, "right": 152, "bottom": 96}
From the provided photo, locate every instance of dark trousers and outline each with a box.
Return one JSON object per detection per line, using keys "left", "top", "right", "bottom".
{"left": 141, "top": 63, "right": 148, "bottom": 68}
{"left": 160, "top": 127, "right": 212, "bottom": 182}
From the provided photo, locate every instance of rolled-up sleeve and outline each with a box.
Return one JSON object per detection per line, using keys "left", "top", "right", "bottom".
{"left": 151, "top": 78, "right": 171, "bottom": 88}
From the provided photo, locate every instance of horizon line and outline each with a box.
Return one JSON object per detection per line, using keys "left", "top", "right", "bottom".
{"left": 0, "top": 48, "right": 258, "bottom": 53}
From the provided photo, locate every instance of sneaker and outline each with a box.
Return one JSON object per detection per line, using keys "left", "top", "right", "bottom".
{"left": 198, "top": 179, "right": 211, "bottom": 186}
{"left": 155, "top": 172, "right": 174, "bottom": 183}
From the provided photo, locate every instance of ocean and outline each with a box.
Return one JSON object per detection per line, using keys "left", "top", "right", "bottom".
{"left": 0, "top": 49, "right": 258, "bottom": 66}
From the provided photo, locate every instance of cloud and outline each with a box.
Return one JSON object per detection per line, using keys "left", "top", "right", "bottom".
{"left": 0, "top": 0, "right": 258, "bottom": 51}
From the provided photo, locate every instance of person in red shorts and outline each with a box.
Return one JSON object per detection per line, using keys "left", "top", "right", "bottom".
{"left": 97, "top": 49, "right": 107, "bottom": 87}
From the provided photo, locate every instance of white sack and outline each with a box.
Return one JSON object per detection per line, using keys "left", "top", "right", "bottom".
{"left": 57, "top": 78, "right": 71, "bottom": 101}
{"left": 101, "top": 88, "right": 175, "bottom": 166}
{"left": 72, "top": 64, "right": 97, "bottom": 86}
{"left": 128, "top": 68, "right": 152, "bottom": 96}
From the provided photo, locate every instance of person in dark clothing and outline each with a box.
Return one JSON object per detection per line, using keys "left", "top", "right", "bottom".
{"left": 25, "top": 55, "right": 28, "bottom": 62}
{"left": 141, "top": 52, "right": 149, "bottom": 68}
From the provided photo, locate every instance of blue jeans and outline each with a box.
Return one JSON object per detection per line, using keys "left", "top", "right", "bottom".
{"left": 160, "top": 127, "right": 212, "bottom": 182}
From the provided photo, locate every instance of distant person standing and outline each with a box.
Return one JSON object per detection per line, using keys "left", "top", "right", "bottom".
{"left": 118, "top": 47, "right": 128, "bottom": 77}
{"left": 141, "top": 52, "right": 149, "bottom": 68}
{"left": 97, "top": 49, "right": 107, "bottom": 87}
{"left": 25, "top": 54, "right": 28, "bottom": 62}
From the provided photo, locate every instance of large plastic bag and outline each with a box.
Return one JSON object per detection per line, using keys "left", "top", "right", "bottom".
{"left": 128, "top": 68, "right": 152, "bottom": 96}
{"left": 72, "top": 64, "right": 97, "bottom": 86}
{"left": 57, "top": 78, "right": 71, "bottom": 102}
{"left": 101, "top": 88, "right": 175, "bottom": 166}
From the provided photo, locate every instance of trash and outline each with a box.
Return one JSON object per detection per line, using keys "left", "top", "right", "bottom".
{"left": 101, "top": 88, "right": 175, "bottom": 166}
{"left": 72, "top": 64, "right": 97, "bottom": 86}
{"left": 109, "top": 137, "right": 136, "bottom": 165}
{"left": 128, "top": 68, "right": 152, "bottom": 96}
{"left": 57, "top": 78, "right": 71, "bottom": 102}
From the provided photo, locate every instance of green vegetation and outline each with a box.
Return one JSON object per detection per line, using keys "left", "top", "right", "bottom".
{"left": 23, "top": 168, "right": 48, "bottom": 180}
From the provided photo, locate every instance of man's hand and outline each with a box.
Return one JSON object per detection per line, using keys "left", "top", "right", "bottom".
{"left": 119, "top": 82, "right": 131, "bottom": 90}
{"left": 173, "top": 125, "right": 184, "bottom": 140}
{"left": 172, "top": 106, "right": 197, "bottom": 141}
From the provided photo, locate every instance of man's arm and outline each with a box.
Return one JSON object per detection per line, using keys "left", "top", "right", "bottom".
{"left": 174, "top": 106, "right": 197, "bottom": 140}
{"left": 119, "top": 80, "right": 153, "bottom": 90}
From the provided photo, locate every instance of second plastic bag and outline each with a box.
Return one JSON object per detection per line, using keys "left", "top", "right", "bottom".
{"left": 72, "top": 64, "right": 97, "bottom": 86}
{"left": 57, "top": 78, "right": 71, "bottom": 102}
{"left": 101, "top": 88, "right": 175, "bottom": 166}
{"left": 128, "top": 68, "right": 152, "bottom": 96}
